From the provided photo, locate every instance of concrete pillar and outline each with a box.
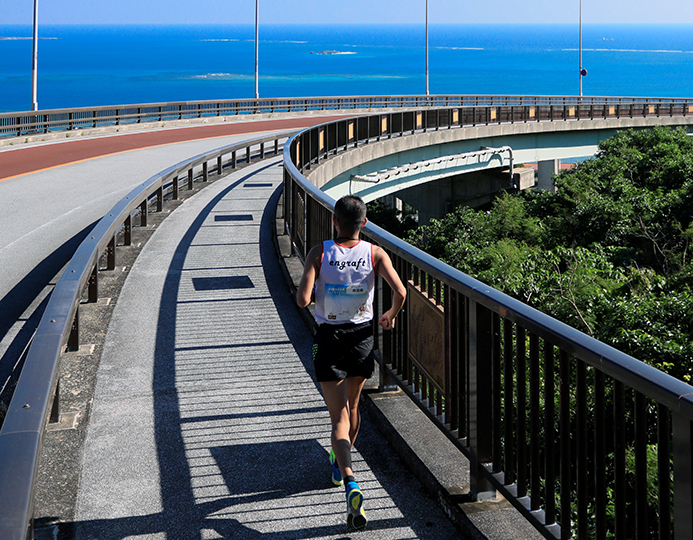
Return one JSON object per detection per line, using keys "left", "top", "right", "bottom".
{"left": 537, "top": 159, "right": 561, "bottom": 192}
{"left": 380, "top": 194, "right": 403, "bottom": 213}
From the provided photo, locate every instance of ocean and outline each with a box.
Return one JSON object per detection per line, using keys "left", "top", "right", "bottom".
{"left": 1, "top": 23, "right": 693, "bottom": 113}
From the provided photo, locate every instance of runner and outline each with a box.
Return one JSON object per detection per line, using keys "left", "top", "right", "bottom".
{"left": 296, "top": 195, "right": 406, "bottom": 531}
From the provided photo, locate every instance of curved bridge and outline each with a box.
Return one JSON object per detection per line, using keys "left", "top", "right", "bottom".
{"left": 284, "top": 99, "right": 693, "bottom": 540}
{"left": 1, "top": 95, "right": 693, "bottom": 540}
{"left": 304, "top": 104, "right": 693, "bottom": 221}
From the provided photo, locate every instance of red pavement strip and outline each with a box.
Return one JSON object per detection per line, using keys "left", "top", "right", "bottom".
{"left": 0, "top": 114, "right": 352, "bottom": 181}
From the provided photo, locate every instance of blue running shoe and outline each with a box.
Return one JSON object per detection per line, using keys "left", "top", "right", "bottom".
{"left": 330, "top": 449, "right": 343, "bottom": 486}
{"left": 345, "top": 481, "right": 367, "bottom": 531}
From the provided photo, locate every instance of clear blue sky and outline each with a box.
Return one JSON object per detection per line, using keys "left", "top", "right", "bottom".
{"left": 3, "top": 0, "right": 693, "bottom": 25}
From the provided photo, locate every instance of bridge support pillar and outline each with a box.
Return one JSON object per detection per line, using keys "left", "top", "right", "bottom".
{"left": 380, "top": 194, "right": 403, "bottom": 213}
{"left": 537, "top": 159, "right": 560, "bottom": 192}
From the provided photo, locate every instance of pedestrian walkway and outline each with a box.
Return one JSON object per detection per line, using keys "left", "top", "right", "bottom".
{"left": 72, "top": 156, "right": 462, "bottom": 539}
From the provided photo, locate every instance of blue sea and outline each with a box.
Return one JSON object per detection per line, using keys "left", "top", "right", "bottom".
{"left": 1, "top": 24, "right": 693, "bottom": 113}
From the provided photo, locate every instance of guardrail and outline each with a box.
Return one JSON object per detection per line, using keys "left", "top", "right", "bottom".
{"left": 3, "top": 94, "right": 692, "bottom": 139}
{"left": 282, "top": 102, "right": 693, "bottom": 539}
{"left": 0, "top": 131, "right": 294, "bottom": 540}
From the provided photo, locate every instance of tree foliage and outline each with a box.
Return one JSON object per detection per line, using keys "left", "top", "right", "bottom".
{"left": 406, "top": 127, "right": 693, "bottom": 381}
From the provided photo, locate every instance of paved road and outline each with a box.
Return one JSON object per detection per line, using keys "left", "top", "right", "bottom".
{"left": 0, "top": 116, "right": 347, "bottom": 391}
{"left": 72, "top": 157, "right": 462, "bottom": 539}
{"left": 0, "top": 116, "right": 347, "bottom": 181}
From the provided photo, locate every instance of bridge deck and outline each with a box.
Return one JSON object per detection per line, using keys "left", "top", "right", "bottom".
{"left": 67, "top": 157, "right": 463, "bottom": 539}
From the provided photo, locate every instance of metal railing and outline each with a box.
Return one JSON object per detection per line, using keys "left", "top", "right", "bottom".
{"left": 0, "top": 131, "right": 294, "bottom": 540}
{"left": 2, "top": 94, "right": 692, "bottom": 139}
{"left": 282, "top": 102, "right": 693, "bottom": 539}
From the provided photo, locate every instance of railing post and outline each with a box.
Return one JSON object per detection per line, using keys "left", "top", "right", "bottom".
{"left": 106, "top": 235, "right": 116, "bottom": 271}
{"left": 658, "top": 403, "right": 672, "bottom": 540}
{"left": 378, "top": 274, "right": 398, "bottom": 392}
{"left": 88, "top": 263, "right": 98, "bottom": 303}
{"left": 124, "top": 214, "right": 132, "bottom": 245}
{"left": 217, "top": 156, "right": 223, "bottom": 176}
{"left": 203, "top": 162, "right": 208, "bottom": 182}
{"left": 172, "top": 175, "right": 179, "bottom": 200}
{"left": 673, "top": 413, "right": 693, "bottom": 540}
{"left": 67, "top": 308, "right": 80, "bottom": 352}
{"left": 232, "top": 150, "right": 237, "bottom": 169}
{"left": 246, "top": 146, "right": 251, "bottom": 164}
{"left": 49, "top": 380, "right": 60, "bottom": 424}
{"left": 188, "top": 168, "right": 193, "bottom": 190}
{"left": 140, "top": 200, "right": 148, "bottom": 227}
{"left": 468, "top": 300, "right": 494, "bottom": 499}
{"left": 156, "top": 187, "right": 163, "bottom": 211}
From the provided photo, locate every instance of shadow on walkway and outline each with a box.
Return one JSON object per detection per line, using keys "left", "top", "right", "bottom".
{"left": 71, "top": 160, "right": 461, "bottom": 540}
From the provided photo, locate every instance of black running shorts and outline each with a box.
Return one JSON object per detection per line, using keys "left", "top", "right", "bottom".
{"left": 313, "top": 321, "right": 376, "bottom": 382}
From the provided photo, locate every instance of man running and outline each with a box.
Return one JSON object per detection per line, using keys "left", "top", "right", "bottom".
{"left": 296, "top": 195, "right": 406, "bottom": 531}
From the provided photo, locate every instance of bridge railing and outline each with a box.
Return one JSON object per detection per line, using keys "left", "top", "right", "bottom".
{"left": 0, "top": 131, "right": 294, "bottom": 540}
{"left": 2, "top": 94, "right": 692, "bottom": 139}
{"left": 282, "top": 102, "right": 693, "bottom": 540}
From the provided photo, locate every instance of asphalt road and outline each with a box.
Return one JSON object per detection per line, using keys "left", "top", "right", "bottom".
{"left": 0, "top": 114, "right": 349, "bottom": 394}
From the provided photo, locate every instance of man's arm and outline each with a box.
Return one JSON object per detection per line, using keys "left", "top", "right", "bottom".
{"left": 373, "top": 246, "right": 407, "bottom": 330}
{"left": 296, "top": 244, "right": 322, "bottom": 308}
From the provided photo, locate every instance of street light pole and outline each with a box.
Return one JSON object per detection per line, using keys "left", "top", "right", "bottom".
{"left": 425, "top": 0, "right": 429, "bottom": 96}
{"left": 31, "top": 0, "right": 39, "bottom": 111}
{"left": 579, "top": 0, "right": 583, "bottom": 98}
{"left": 255, "top": 0, "right": 259, "bottom": 100}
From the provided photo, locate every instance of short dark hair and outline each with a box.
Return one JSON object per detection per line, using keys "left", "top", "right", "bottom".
{"left": 334, "top": 195, "right": 367, "bottom": 234}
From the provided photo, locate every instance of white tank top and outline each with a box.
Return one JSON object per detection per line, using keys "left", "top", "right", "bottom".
{"left": 314, "top": 239, "right": 375, "bottom": 325}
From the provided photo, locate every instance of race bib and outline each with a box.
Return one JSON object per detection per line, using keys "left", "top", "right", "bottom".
{"left": 323, "top": 283, "right": 369, "bottom": 322}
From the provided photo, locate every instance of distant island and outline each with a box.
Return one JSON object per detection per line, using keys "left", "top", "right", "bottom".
{"left": 0, "top": 37, "right": 57, "bottom": 40}
{"left": 310, "top": 50, "right": 357, "bottom": 55}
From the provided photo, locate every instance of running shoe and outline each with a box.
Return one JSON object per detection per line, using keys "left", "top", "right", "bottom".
{"left": 330, "top": 449, "right": 343, "bottom": 486}
{"left": 345, "top": 481, "right": 367, "bottom": 531}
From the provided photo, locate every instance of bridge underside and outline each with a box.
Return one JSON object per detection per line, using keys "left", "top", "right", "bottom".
{"left": 308, "top": 117, "right": 693, "bottom": 222}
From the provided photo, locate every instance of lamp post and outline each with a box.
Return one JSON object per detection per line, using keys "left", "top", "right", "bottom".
{"left": 425, "top": 0, "right": 429, "bottom": 96}
{"left": 254, "top": 0, "right": 259, "bottom": 100}
{"left": 579, "top": 0, "right": 583, "bottom": 98}
{"left": 31, "top": 0, "right": 39, "bottom": 111}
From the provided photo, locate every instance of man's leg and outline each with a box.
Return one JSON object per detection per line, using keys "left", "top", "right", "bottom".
{"left": 321, "top": 378, "right": 368, "bottom": 530}
{"left": 347, "top": 376, "right": 366, "bottom": 447}
{"left": 321, "top": 379, "right": 354, "bottom": 478}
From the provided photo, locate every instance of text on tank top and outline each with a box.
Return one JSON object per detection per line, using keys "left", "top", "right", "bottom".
{"left": 315, "top": 239, "right": 375, "bottom": 324}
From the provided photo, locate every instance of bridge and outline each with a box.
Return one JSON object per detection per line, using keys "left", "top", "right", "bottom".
{"left": 2, "top": 96, "right": 693, "bottom": 540}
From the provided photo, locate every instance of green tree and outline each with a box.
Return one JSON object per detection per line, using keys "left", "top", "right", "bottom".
{"left": 406, "top": 127, "right": 693, "bottom": 380}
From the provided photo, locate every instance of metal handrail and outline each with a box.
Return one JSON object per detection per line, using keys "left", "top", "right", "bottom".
{"left": 282, "top": 103, "right": 693, "bottom": 539}
{"left": 0, "top": 130, "right": 295, "bottom": 540}
{"left": 3, "top": 95, "right": 693, "bottom": 539}
{"left": 3, "top": 94, "right": 693, "bottom": 139}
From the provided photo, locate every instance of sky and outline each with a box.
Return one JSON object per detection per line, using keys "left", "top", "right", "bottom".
{"left": 3, "top": 0, "right": 693, "bottom": 26}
